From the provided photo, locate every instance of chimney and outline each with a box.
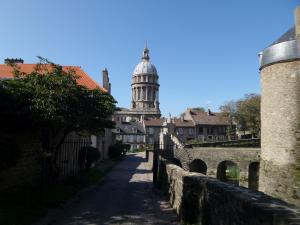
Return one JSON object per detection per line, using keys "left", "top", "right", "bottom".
{"left": 207, "top": 109, "right": 211, "bottom": 116}
{"left": 102, "top": 68, "right": 111, "bottom": 94}
{"left": 4, "top": 58, "right": 24, "bottom": 64}
{"left": 295, "top": 7, "right": 300, "bottom": 39}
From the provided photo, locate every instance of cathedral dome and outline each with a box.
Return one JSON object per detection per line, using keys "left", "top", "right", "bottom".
{"left": 133, "top": 61, "right": 157, "bottom": 75}
{"left": 133, "top": 47, "right": 157, "bottom": 75}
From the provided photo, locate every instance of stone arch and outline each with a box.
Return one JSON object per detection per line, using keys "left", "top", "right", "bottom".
{"left": 217, "top": 160, "right": 240, "bottom": 185}
{"left": 189, "top": 159, "right": 207, "bottom": 174}
{"left": 170, "top": 158, "right": 182, "bottom": 168}
{"left": 248, "top": 162, "right": 259, "bottom": 190}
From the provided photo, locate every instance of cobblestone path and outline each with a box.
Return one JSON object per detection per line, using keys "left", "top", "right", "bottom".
{"left": 34, "top": 152, "right": 179, "bottom": 225}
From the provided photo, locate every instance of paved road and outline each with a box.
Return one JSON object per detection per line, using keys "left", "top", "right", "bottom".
{"left": 35, "top": 152, "right": 179, "bottom": 225}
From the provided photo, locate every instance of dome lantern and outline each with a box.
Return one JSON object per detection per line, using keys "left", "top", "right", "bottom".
{"left": 142, "top": 47, "right": 150, "bottom": 61}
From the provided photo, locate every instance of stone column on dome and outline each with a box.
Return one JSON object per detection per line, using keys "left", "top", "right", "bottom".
{"left": 132, "top": 88, "right": 134, "bottom": 101}
{"left": 134, "top": 87, "right": 136, "bottom": 101}
{"left": 148, "top": 86, "right": 151, "bottom": 101}
{"left": 153, "top": 89, "right": 155, "bottom": 101}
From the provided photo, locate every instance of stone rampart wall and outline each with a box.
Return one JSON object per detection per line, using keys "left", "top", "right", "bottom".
{"left": 159, "top": 162, "right": 300, "bottom": 225}
{"left": 174, "top": 147, "right": 260, "bottom": 187}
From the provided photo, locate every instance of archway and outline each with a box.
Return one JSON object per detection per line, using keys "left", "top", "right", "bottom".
{"left": 171, "top": 158, "right": 182, "bottom": 168}
{"left": 217, "top": 161, "right": 240, "bottom": 185}
{"left": 189, "top": 159, "right": 207, "bottom": 174}
{"left": 248, "top": 162, "right": 259, "bottom": 190}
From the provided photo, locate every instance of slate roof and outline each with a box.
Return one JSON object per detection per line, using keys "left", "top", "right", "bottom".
{"left": 143, "top": 118, "right": 165, "bottom": 127}
{"left": 173, "top": 118, "right": 194, "bottom": 127}
{"left": 0, "top": 64, "right": 106, "bottom": 91}
{"left": 187, "top": 109, "right": 229, "bottom": 126}
{"left": 271, "top": 26, "right": 295, "bottom": 46}
{"left": 115, "top": 121, "right": 145, "bottom": 134}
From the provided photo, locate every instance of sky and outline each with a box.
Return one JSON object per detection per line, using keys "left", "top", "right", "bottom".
{"left": 0, "top": 0, "right": 299, "bottom": 117}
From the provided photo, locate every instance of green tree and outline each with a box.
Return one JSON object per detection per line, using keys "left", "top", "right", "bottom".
{"left": 236, "top": 94, "right": 260, "bottom": 138}
{"left": 219, "top": 100, "right": 237, "bottom": 140}
{"left": 220, "top": 94, "right": 260, "bottom": 139}
{"left": 0, "top": 58, "right": 116, "bottom": 170}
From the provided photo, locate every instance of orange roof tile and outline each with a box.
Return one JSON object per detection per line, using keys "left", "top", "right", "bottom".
{"left": 0, "top": 64, "right": 106, "bottom": 92}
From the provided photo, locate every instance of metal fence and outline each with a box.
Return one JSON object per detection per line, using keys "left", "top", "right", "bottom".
{"left": 56, "top": 139, "right": 91, "bottom": 178}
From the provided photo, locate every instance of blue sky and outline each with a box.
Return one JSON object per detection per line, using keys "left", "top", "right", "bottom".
{"left": 0, "top": 0, "right": 299, "bottom": 117}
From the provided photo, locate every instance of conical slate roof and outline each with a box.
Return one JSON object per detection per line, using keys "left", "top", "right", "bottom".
{"left": 270, "top": 27, "right": 295, "bottom": 46}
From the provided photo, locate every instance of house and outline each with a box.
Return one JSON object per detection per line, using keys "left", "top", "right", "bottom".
{"left": 173, "top": 118, "right": 195, "bottom": 143}
{"left": 143, "top": 118, "right": 165, "bottom": 145}
{"left": 0, "top": 58, "right": 114, "bottom": 160}
{"left": 114, "top": 121, "right": 146, "bottom": 150}
{"left": 183, "top": 108, "right": 230, "bottom": 142}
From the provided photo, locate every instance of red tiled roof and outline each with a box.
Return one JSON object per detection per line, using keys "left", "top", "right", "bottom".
{"left": 144, "top": 118, "right": 165, "bottom": 127}
{"left": 188, "top": 109, "right": 229, "bottom": 125}
{"left": 0, "top": 64, "right": 106, "bottom": 92}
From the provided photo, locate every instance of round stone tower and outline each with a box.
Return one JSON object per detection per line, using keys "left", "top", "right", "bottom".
{"left": 130, "top": 47, "right": 161, "bottom": 119}
{"left": 259, "top": 7, "right": 300, "bottom": 206}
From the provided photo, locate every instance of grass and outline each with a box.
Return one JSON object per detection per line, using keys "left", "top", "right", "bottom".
{"left": 0, "top": 158, "right": 121, "bottom": 225}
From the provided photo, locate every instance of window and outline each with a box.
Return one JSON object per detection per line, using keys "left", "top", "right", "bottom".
{"left": 149, "top": 137, "right": 154, "bottom": 144}
{"left": 188, "top": 128, "right": 194, "bottom": 135}
{"left": 198, "top": 127, "right": 203, "bottom": 134}
{"left": 149, "top": 127, "right": 154, "bottom": 134}
{"left": 116, "top": 135, "right": 122, "bottom": 141}
{"left": 178, "top": 128, "right": 183, "bottom": 135}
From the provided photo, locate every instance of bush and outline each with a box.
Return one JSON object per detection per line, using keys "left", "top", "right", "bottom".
{"left": 108, "top": 143, "right": 130, "bottom": 159}
{"left": 0, "top": 138, "right": 20, "bottom": 171}
{"left": 78, "top": 146, "right": 100, "bottom": 169}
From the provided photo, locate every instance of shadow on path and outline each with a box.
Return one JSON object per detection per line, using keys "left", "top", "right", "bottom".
{"left": 35, "top": 153, "right": 179, "bottom": 225}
